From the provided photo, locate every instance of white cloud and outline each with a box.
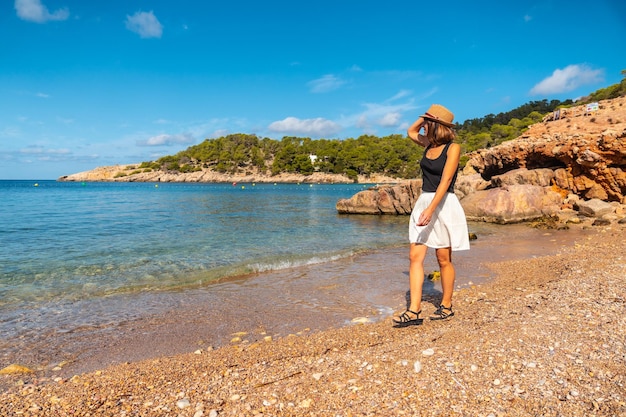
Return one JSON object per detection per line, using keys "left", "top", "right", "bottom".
{"left": 210, "top": 129, "right": 230, "bottom": 138}
{"left": 389, "top": 89, "right": 411, "bottom": 101}
{"left": 15, "top": 0, "right": 69, "bottom": 23}
{"left": 0, "top": 127, "right": 21, "bottom": 138}
{"left": 530, "top": 64, "right": 604, "bottom": 95}
{"left": 125, "top": 11, "right": 163, "bottom": 39}
{"left": 268, "top": 117, "right": 341, "bottom": 137}
{"left": 307, "top": 74, "right": 346, "bottom": 93}
{"left": 378, "top": 112, "right": 402, "bottom": 127}
{"left": 19, "top": 146, "right": 71, "bottom": 162}
{"left": 36, "top": 92, "right": 50, "bottom": 98}
{"left": 342, "top": 91, "right": 418, "bottom": 132}
{"left": 138, "top": 133, "right": 194, "bottom": 146}
{"left": 524, "top": 14, "right": 532, "bottom": 22}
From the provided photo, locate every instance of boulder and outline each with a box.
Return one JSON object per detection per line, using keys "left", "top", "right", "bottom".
{"left": 460, "top": 185, "right": 564, "bottom": 224}
{"left": 490, "top": 168, "right": 555, "bottom": 188}
{"left": 454, "top": 173, "right": 490, "bottom": 199}
{"left": 575, "top": 198, "right": 615, "bottom": 218}
{"left": 336, "top": 180, "right": 421, "bottom": 215}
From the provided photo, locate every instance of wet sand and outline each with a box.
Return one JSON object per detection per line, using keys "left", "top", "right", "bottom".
{"left": 1, "top": 223, "right": 591, "bottom": 383}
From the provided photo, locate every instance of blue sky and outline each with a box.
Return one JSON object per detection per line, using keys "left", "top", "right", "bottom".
{"left": 2, "top": 0, "right": 625, "bottom": 179}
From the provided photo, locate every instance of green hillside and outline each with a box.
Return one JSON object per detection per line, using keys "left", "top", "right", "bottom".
{"left": 141, "top": 76, "right": 626, "bottom": 182}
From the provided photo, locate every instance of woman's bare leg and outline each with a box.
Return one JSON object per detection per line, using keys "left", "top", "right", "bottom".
{"left": 435, "top": 247, "right": 455, "bottom": 307}
{"left": 407, "top": 243, "right": 428, "bottom": 313}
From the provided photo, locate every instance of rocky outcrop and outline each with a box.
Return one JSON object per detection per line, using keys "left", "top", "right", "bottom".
{"left": 59, "top": 166, "right": 397, "bottom": 185}
{"left": 336, "top": 181, "right": 421, "bottom": 214}
{"left": 463, "top": 96, "right": 626, "bottom": 203}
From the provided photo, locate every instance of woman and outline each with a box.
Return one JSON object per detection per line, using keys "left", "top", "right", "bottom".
{"left": 393, "top": 104, "right": 470, "bottom": 327}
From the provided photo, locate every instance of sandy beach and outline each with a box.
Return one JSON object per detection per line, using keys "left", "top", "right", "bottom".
{"left": 1, "top": 224, "right": 624, "bottom": 416}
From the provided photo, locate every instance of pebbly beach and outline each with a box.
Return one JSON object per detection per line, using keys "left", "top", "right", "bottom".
{"left": 1, "top": 222, "right": 624, "bottom": 416}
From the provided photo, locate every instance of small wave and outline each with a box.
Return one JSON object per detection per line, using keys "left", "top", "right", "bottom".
{"left": 246, "top": 251, "right": 358, "bottom": 274}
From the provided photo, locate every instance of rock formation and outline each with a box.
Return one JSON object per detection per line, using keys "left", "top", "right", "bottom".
{"left": 335, "top": 181, "right": 422, "bottom": 215}
{"left": 464, "top": 96, "right": 626, "bottom": 202}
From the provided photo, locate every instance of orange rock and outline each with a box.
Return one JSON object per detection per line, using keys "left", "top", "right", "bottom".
{"left": 0, "top": 364, "right": 34, "bottom": 375}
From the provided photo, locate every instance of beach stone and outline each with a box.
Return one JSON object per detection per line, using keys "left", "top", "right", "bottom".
{"left": 176, "top": 398, "right": 191, "bottom": 409}
{"left": 298, "top": 398, "right": 313, "bottom": 408}
{"left": 422, "top": 348, "right": 435, "bottom": 356}
{"left": 351, "top": 317, "right": 371, "bottom": 324}
{"left": 0, "top": 364, "right": 34, "bottom": 375}
{"left": 576, "top": 198, "right": 614, "bottom": 217}
{"left": 592, "top": 218, "right": 611, "bottom": 226}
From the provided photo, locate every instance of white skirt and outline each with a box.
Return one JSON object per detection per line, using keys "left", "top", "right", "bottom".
{"left": 409, "top": 192, "right": 470, "bottom": 251}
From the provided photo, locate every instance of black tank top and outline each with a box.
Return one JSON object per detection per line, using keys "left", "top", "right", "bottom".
{"left": 420, "top": 142, "right": 458, "bottom": 193}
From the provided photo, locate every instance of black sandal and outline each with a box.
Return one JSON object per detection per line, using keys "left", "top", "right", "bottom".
{"left": 392, "top": 309, "right": 423, "bottom": 327}
{"left": 430, "top": 304, "right": 454, "bottom": 320}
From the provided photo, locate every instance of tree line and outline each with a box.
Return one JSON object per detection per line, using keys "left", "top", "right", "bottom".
{"left": 143, "top": 77, "right": 625, "bottom": 181}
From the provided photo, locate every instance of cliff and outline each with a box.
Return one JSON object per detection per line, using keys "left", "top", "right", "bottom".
{"left": 463, "top": 96, "right": 626, "bottom": 202}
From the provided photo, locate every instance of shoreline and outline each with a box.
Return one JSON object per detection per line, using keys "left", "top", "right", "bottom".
{"left": 1, "top": 224, "right": 624, "bottom": 415}
{"left": 1, "top": 223, "right": 588, "bottom": 382}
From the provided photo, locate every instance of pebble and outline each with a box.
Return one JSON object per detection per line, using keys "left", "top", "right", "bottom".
{"left": 422, "top": 348, "right": 435, "bottom": 356}
{"left": 351, "top": 317, "right": 371, "bottom": 324}
{"left": 0, "top": 364, "right": 34, "bottom": 375}
{"left": 176, "top": 398, "right": 190, "bottom": 409}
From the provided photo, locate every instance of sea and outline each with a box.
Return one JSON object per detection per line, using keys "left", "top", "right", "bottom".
{"left": 0, "top": 179, "right": 588, "bottom": 377}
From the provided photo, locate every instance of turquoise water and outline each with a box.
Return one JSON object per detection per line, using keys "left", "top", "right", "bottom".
{"left": 1, "top": 180, "right": 409, "bottom": 307}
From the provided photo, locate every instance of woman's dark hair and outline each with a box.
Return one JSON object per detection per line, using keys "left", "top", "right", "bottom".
{"left": 424, "top": 119, "right": 456, "bottom": 146}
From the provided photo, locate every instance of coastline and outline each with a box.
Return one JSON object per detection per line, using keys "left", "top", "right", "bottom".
{"left": 57, "top": 166, "right": 401, "bottom": 185}
{"left": 1, "top": 224, "right": 624, "bottom": 415}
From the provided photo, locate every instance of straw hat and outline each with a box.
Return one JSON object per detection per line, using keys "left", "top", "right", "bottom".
{"left": 421, "top": 104, "right": 455, "bottom": 127}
